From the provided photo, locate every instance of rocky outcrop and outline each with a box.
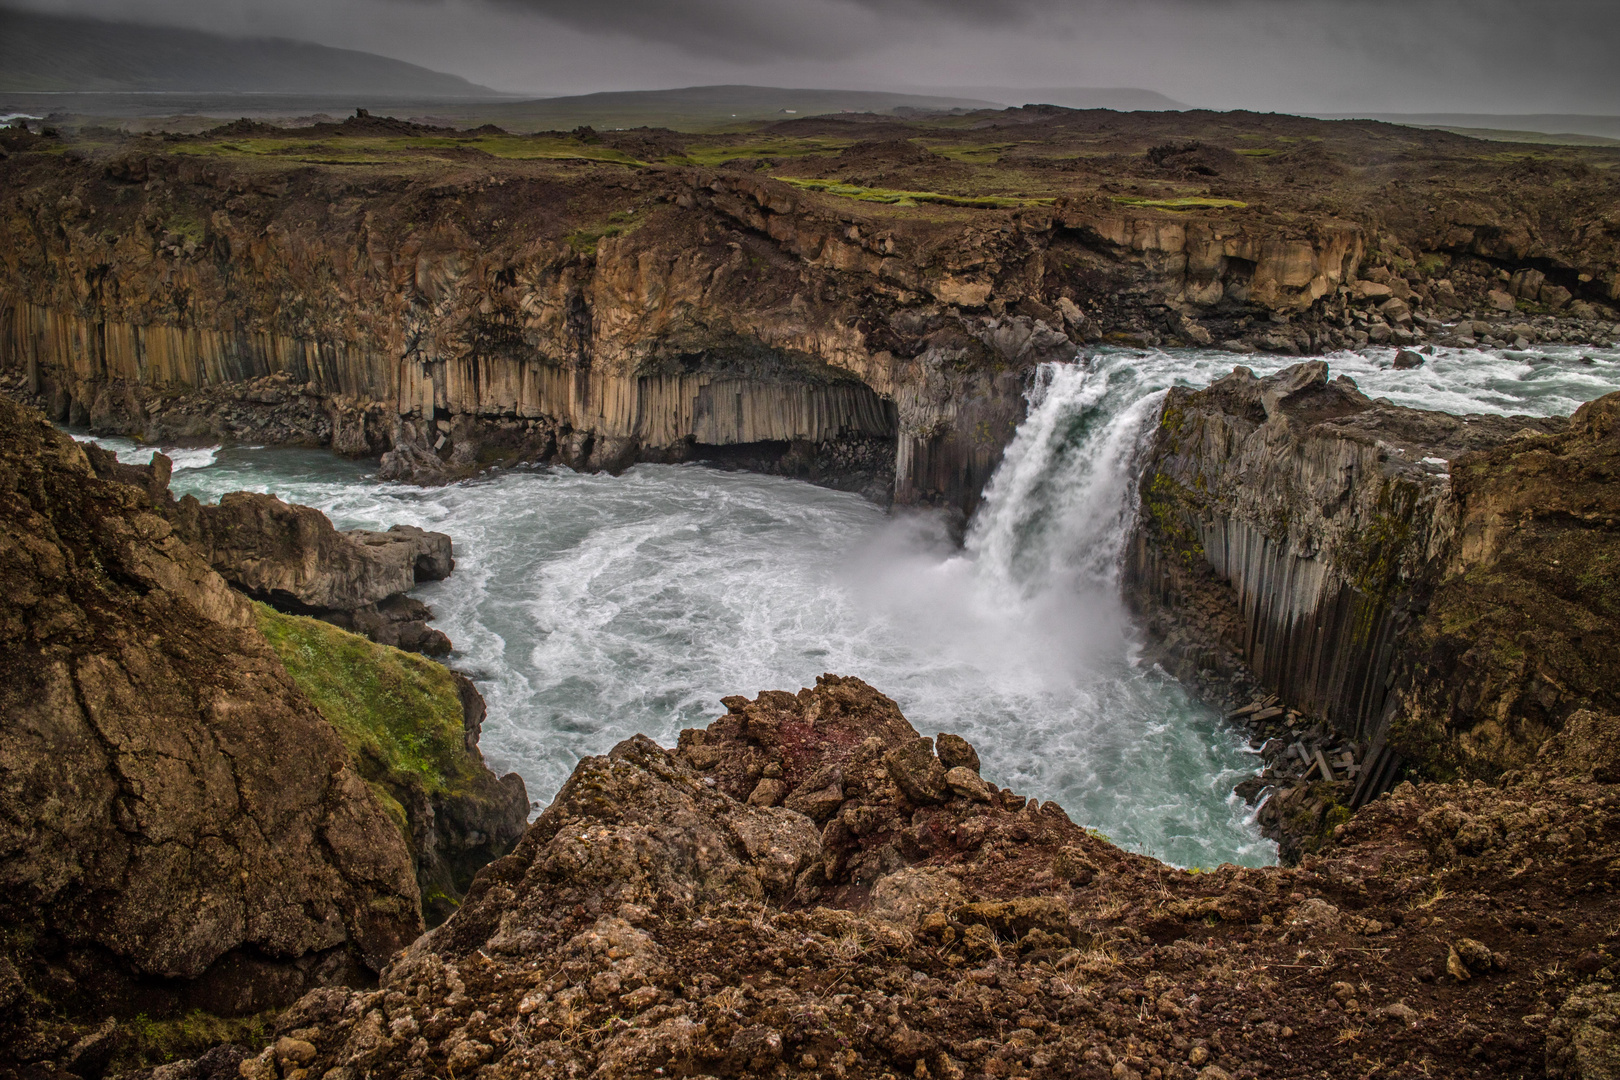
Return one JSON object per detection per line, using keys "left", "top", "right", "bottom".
{"left": 171, "top": 489, "right": 456, "bottom": 655}
{"left": 1126, "top": 363, "right": 1620, "bottom": 799}
{"left": 0, "top": 396, "right": 424, "bottom": 1029}
{"left": 253, "top": 607, "right": 530, "bottom": 929}
{"left": 1392, "top": 391, "right": 1620, "bottom": 777}
{"left": 83, "top": 449, "right": 457, "bottom": 656}
{"left": 78, "top": 436, "right": 530, "bottom": 925}
{"left": 141, "top": 677, "right": 1620, "bottom": 1080}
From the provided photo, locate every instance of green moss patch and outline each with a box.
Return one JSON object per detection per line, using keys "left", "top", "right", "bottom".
{"left": 110, "top": 1011, "right": 271, "bottom": 1073}
{"left": 566, "top": 208, "right": 640, "bottom": 254}
{"left": 778, "top": 177, "right": 1053, "bottom": 210}
{"left": 255, "top": 603, "right": 472, "bottom": 796}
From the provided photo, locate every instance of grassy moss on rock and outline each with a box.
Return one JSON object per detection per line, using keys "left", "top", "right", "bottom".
{"left": 255, "top": 603, "right": 475, "bottom": 798}
{"left": 254, "top": 603, "right": 529, "bottom": 925}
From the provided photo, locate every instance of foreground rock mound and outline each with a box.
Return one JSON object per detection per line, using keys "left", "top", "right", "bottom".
{"left": 0, "top": 398, "right": 423, "bottom": 1028}
{"left": 232, "top": 677, "right": 1619, "bottom": 1080}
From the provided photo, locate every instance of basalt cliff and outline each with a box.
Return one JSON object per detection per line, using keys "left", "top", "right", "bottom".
{"left": 1126, "top": 363, "right": 1620, "bottom": 856}
{"left": 3, "top": 108, "right": 1619, "bottom": 516}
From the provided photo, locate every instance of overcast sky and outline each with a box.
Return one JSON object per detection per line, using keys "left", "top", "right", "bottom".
{"left": 9, "top": 0, "right": 1620, "bottom": 113}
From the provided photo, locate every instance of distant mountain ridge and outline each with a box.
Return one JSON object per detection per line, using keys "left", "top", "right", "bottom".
{"left": 0, "top": 8, "right": 497, "bottom": 96}
{"left": 958, "top": 86, "right": 1189, "bottom": 111}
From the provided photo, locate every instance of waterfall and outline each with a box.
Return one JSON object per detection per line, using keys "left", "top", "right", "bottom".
{"left": 966, "top": 360, "right": 1167, "bottom": 601}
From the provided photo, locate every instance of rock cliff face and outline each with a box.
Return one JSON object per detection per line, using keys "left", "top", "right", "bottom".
{"left": 155, "top": 677, "right": 1620, "bottom": 1080}
{"left": 81, "top": 441, "right": 531, "bottom": 922}
{"left": 0, "top": 135, "right": 1418, "bottom": 516}
{"left": 5, "top": 110, "right": 1620, "bottom": 513}
{"left": 1393, "top": 391, "right": 1620, "bottom": 778}
{"left": 1125, "top": 363, "right": 1620, "bottom": 787}
{"left": 0, "top": 397, "right": 423, "bottom": 1024}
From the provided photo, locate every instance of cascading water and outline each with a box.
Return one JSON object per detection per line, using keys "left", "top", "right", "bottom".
{"left": 81, "top": 342, "right": 1620, "bottom": 870}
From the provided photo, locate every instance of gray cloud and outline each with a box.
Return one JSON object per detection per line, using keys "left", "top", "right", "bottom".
{"left": 7, "top": 0, "right": 1620, "bottom": 112}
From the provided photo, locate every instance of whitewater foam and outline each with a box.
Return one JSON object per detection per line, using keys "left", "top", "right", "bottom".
{"left": 68, "top": 342, "right": 1620, "bottom": 869}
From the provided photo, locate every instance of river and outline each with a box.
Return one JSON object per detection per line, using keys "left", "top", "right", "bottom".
{"left": 82, "top": 342, "right": 1620, "bottom": 869}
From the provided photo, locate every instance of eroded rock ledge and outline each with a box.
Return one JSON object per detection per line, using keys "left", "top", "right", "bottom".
{"left": 117, "top": 677, "right": 1620, "bottom": 1080}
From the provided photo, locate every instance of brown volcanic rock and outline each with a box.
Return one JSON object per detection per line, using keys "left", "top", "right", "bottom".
{"left": 176, "top": 490, "right": 449, "bottom": 613}
{"left": 250, "top": 676, "right": 1620, "bottom": 1080}
{"left": 0, "top": 397, "right": 422, "bottom": 1032}
{"left": 1395, "top": 391, "right": 1620, "bottom": 776}
{"left": 167, "top": 489, "right": 455, "bottom": 654}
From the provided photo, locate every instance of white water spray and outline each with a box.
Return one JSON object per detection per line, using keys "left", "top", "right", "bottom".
{"left": 77, "top": 341, "right": 1620, "bottom": 869}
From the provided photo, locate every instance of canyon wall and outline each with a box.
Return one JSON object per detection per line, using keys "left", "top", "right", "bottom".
{"left": 1126, "top": 362, "right": 1620, "bottom": 784}
{"left": 0, "top": 150, "right": 1370, "bottom": 512}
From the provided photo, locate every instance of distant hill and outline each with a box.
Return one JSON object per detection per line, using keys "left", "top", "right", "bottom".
{"left": 905, "top": 86, "right": 1188, "bottom": 112}
{"left": 443, "top": 85, "right": 1006, "bottom": 133}
{"left": 1313, "top": 112, "right": 1620, "bottom": 146}
{"left": 0, "top": 8, "right": 497, "bottom": 96}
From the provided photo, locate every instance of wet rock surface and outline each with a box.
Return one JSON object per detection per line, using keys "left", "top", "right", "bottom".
{"left": 116, "top": 678, "right": 1620, "bottom": 1080}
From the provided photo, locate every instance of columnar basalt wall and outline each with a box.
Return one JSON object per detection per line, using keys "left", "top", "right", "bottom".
{"left": 0, "top": 149, "right": 1382, "bottom": 510}
{"left": 1126, "top": 362, "right": 1620, "bottom": 781}
{"left": 1124, "top": 363, "right": 1560, "bottom": 752}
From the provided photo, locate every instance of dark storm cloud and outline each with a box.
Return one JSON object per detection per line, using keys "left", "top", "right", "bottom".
{"left": 467, "top": 0, "right": 1620, "bottom": 71}
{"left": 9, "top": 0, "right": 1620, "bottom": 111}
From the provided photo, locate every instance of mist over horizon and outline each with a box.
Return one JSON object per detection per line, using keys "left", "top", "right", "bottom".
{"left": 4, "top": 0, "right": 1618, "bottom": 116}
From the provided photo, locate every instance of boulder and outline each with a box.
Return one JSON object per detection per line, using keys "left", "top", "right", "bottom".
{"left": 1509, "top": 268, "right": 1546, "bottom": 299}
{"left": 1393, "top": 349, "right": 1426, "bottom": 370}
{"left": 1488, "top": 289, "right": 1517, "bottom": 311}
{"left": 884, "top": 737, "right": 950, "bottom": 805}
{"left": 782, "top": 768, "right": 845, "bottom": 822}
{"left": 1541, "top": 283, "right": 1574, "bottom": 310}
{"left": 935, "top": 731, "right": 982, "bottom": 773}
{"left": 945, "top": 765, "right": 994, "bottom": 802}
{"left": 1379, "top": 297, "right": 1413, "bottom": 325}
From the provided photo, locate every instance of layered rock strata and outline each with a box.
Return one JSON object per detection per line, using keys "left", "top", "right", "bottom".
{"left": 119, "top": 677, "right": 1620, "bottom": 1080}
{"left": 1126, "top": 363, "right": 1620, "bottom": 807}
{"left": 0, "top": 397, "right": 423, "bottom": 1024}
